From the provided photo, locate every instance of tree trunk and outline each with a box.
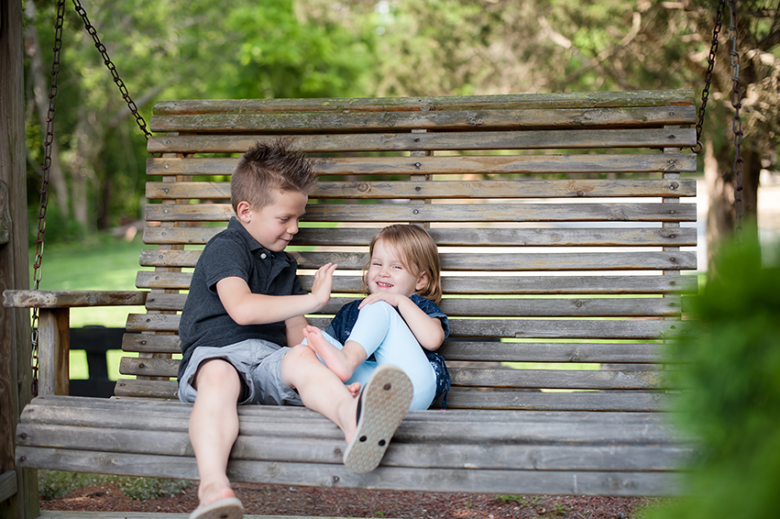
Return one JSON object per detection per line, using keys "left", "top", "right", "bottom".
{"left": 23, "top": 1, "right": 70, "bottom": 219}
{"left": 705, "top": 139, "right": 761, "bottom": 269}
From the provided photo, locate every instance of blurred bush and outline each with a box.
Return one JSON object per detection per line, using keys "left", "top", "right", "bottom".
{"left": 645, "top": 231, "right": 780, "bottom": 518}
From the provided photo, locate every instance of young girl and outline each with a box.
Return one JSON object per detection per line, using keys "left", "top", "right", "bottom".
{"left": 302, "top": 224, "right": 449, "bottom": 411}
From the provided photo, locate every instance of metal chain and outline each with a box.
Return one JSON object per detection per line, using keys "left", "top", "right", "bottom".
{"left": 30, "top": 0, "right": 159, "bottom": 396}
{"left": 70, "top": 0, "right": 155, "bottom": 142}
{"left": 727, "top": 0, "right": 745, "bottom": 231}
{"left": 30, "top": 0, "right": 67, "bottom": 397}
{"left": 692, "top": 0, "right": 726, "bottom": 154}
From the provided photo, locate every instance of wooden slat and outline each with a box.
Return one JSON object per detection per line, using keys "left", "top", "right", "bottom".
{"left": 153, "top": 225, "right": 695, "bottom": 249}
{"left": 444, "top": 318, "right": 689, "bottom": 340}
{"left": 120, "top": 357, "right": 177, "bottom": 378}
{"left": 19, "top": 432, "right": 684, "bottom": 475}
{"left": 435, "top": 297, "right": 682, "bottom": 317}
{"left": 147, "top": 178, "right": 697, "bottom": 200}
{"left": 121, "top": 333, "right": 674, "bottom": 364}
{"left": 114, "top": 378, "right": 178, "bottom": 399}
{"left": 3, "top": 290, "right": 147, "bottom": 309}
{"left": 445, "top": 388, "right": 672, "bottom": 412}
{"left": 135, "top": 271, "right": 699, "bottom": 294}
{"left": 118, "top": 357, "right": 674, "bottom": 391}
{"left": 438, "top": 341, "right": 671, "bottom": 364}
{"left": 16, "top": 447, "right": 683, "bottom": 495}
{"left": 0, "top": 470, "right": 16, "bottom": 503}
{"left": 147, "top": 153, "right": 697, "bottom": 176}
{"left": 19, "top": 398, "right": 682, "bottom": 442}
{"left": 17, "top": 424, "right": 690, "bottom": 472}
{"left": 147, "top": 128, "right": 696, "bottom": 154}
{"left": 450, "top": 368, "right": 674, "bottom": 390}
{"left": 144, "top": 226, "right": 698, "bottom": 247}
{"left": 136, "top": 271, "right": 192, "bottom": 290}
{"left": 125, "top": 313, "right": 688, "bottom": 339}
{"left": 140, "top": 249, "right": 697, "bottom": 271}
{"left": 150, "top": 106, "right": 695, "bottom": 133}
{"left": 123, "top": 333, "right": 180, "bottom": 354}
{"left": 145, "top": 202, "right": 697, "bottom": 223}
{"left": 147, "top": 293, "right": 681, "bottom": 317}
{"left": 152, "top": 90, "right": 694, "bottom": 115}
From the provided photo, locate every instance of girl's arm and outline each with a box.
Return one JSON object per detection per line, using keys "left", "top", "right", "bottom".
{"left": 359, "top": 293, "right": 445, "bottom": 351}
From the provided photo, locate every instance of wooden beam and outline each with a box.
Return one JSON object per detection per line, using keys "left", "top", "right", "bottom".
{"left": 152, "top": 90, "right": 695, "bottom": 115}
{"left": 148, "top": 128, "right": 697, "bottom": 154}
{"left": 3, "top": 290, "right": 148, "bottom": 308}
{"left": 150, "top": 106, "right": 695, "bottom": 133}
{"left": 37, "top": 309, "right": 70, "bottom": 396}
{"left": 0, "top": 0, "right": 39, "bottom": 517}
{"left": 147, "top": 153, "right": 698, "bottom": 176}
{"left": 0, "top": 470, "right": 17, "bottom": 503}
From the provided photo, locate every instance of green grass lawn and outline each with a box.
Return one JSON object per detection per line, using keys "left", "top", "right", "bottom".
{"left": 32, "top": 233, "right": 155, "bottom": 380}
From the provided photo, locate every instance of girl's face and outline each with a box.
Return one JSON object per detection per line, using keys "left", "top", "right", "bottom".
{"left": 367, "top": 239, "right": 428, "bottom": 297}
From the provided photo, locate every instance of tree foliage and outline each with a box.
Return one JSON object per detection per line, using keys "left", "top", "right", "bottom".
{"left": 23, "top": 0, "right": 779, "bottom": 245}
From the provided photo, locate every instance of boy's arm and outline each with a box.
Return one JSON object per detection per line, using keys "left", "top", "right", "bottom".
{"left": 216, "top": 263, "right": 337, "bottom": 326}
{"left": 359, "top": 293, "right": 445, "bottom": 351}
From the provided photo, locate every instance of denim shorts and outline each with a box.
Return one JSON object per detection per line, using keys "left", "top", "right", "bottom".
{"left": 178, "top": 339, "right": 303, "bottom": 406}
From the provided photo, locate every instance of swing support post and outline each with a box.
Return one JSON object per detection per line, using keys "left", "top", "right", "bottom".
{"left": 0, "top": 0, "right": 40, "bottom": 517}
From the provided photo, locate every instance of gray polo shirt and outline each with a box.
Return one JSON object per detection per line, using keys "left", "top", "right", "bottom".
{"left": 177, "top": 217, "right": 307, "bottom": 380}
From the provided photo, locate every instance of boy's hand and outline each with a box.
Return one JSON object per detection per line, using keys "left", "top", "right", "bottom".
{"left": 310, "top": 262, "right": 337, "bottom": 309}
{"left": 358, "top": 291, "right": 407, "bottom": 309}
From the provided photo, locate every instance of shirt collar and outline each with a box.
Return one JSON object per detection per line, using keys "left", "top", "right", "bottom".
{"left": 228, "top": 216, "right": 271, "bottom": 255}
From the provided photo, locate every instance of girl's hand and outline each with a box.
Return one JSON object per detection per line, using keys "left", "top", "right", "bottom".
{"left": 310, "top": 263, "right": 337, "bottom": 309}
{"left": 358, "top": 291, "right": 406, "bottom": 309}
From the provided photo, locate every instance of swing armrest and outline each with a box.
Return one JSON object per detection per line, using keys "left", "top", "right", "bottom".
{"left": 3, "top": 290, "right": 148, "bottom": 396}
{"left": 2, "top": 290, "right": 147, "bottom": 308}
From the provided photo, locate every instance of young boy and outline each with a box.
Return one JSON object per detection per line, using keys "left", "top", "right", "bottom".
{"left": 177, "top": 140, "right": 413, "bottom": 519}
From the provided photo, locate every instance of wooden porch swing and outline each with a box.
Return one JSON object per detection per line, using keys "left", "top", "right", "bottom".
{"left": 4, "top": 0, "right": 744, "bottom": 508}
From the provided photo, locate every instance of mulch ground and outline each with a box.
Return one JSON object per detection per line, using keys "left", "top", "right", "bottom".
{"left": 41, "top": 481, "right": 666, "bottom": 518}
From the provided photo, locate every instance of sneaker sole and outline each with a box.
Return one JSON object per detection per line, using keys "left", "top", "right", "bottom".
{"left": 343, "top": 364, "right": 413, "bottom": 473}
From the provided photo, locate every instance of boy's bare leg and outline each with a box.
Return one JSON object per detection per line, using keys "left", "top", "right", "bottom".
{"left": 302, "top": 325, "right": 367, "bottom": 383}
{"left": 189, "top": 359, "right": 243, "bottom": 507}
{"left": 281, "top": 344, "right": 360, "bottom": 442}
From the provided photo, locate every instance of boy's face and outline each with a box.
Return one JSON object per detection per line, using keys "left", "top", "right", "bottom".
{"left": 238, "top": 190, "right": 308, "bottom": 252}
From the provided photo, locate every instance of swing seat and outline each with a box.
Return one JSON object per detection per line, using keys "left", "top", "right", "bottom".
{"left": 6, "top": 89, "right": 699, "bottom": 498}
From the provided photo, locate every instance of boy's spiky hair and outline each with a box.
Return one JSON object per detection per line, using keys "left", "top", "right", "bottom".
{"left": 231, "top": 138, "right": 317, "bottom": 212}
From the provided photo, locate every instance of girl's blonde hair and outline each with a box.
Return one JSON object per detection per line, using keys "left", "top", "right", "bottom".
{"left": 361, "top": 224, "right": 442, "bottom": 303}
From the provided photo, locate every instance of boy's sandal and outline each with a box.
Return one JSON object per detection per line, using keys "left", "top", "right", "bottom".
{"left": 343, "top": 364, "right": 413, "bottom": 473}
{"left": 188, "top": 496, "right": 244, "bottom": 519}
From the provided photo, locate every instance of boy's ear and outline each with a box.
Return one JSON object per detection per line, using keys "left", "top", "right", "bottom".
{"left": 415, "top": 271, "right": 429, "bottom": 292}
{"left": 235, "top": 201, "right": 253, "bottom": 222}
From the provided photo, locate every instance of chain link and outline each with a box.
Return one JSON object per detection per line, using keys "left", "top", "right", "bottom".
{"left": 727, "top": 0, "right": 744, "bottom": 231}
{"left": 692, "top": 0, "right": 726, "bottom": 154}
{"left": 30, "top": 0, "right": 68, "bottom": 397}
{"left": 70, "top": 0, "right": 155, "bottom": 142}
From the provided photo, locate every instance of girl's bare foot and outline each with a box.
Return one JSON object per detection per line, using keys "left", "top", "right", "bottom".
{"left": 303, "top": 325, "right": 353, "bottom": 382}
